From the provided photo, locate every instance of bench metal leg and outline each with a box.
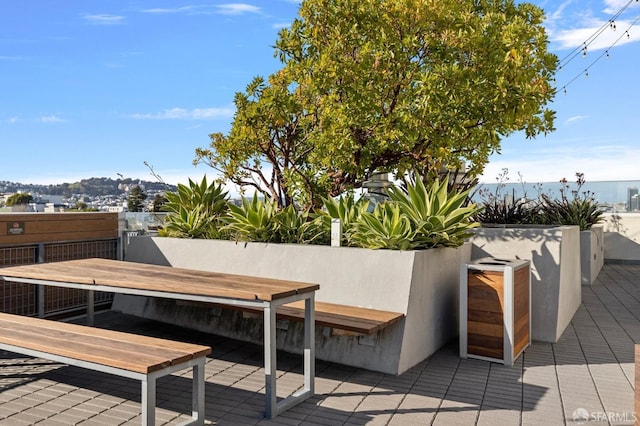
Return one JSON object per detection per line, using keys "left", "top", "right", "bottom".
{"left": 87, "top": 289, "right": 95, "bottom": 326}
{"left": 192, "top": 358, "right": 205, "bottom": 425}
{"left": 263, "top": 294, "right": 315, "bottom": 419}
{"left": 142, "top": 375, "right": 156, "bottom": 426}
{"left": 304, "top": 294, "right": 315, "bottom": 394}
{"left": 264, "top": 304, "right": 278, "bottom": 418}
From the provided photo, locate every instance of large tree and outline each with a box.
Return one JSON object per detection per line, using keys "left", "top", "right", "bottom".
{"left": 196, "top": 0, "right": 556, "bottom": 209}
{"left": 196, "top": 73, "right": 324, "bottom": 209}
{"left": 127, "top": 185, "right": 148, "bottom": 212}
{"left": 6, "top": 193, "right": 33, "bottom": 206}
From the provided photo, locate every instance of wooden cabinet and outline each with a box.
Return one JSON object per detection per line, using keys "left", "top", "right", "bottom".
{"left": 460, "top": 258, "right": 531, "bottom": 366}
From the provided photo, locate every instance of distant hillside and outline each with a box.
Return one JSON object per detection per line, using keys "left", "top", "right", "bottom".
{"left": 0, "top": 177, "right": 177, "bottom": 198}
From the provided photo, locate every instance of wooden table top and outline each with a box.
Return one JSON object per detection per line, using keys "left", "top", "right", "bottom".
{"left": 0, "top": 258, "right": 319, "bottom": 302}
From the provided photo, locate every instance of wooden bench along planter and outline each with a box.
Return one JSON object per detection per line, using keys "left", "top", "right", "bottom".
{"left": 0, "top": 313, "right": 211, "bottom": 426}
{"left": 200, "top": 300, "right": 404, "bottom": 335}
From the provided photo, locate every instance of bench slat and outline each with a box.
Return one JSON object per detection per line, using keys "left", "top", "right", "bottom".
{"left": 201, "top": 300, "right": 404, "bottom": 335}
{"left": 281, "top": 301, "right": 404, "bottom": 335}
{"left": 0, "top": 312, "right": 210, "bottom": 358}
{"left": 0, "top": 258, "right": 319, "bottom": 301}
{"left": 0, "top": 313, "right": 211, "bottom": 374}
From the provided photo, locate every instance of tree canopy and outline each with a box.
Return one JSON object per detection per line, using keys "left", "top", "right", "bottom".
{"left": 6, "top": 193, "right": 33, "bottom": 206}
{"left": 127, "top": 185, "right": 148, "bottom": 212}
{"left": 196, "top": 0, "right": 557, "bottom": 210}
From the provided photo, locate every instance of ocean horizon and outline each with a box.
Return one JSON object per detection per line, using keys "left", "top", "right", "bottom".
{"left": 472, "top": 179, "right": 640, "bottom": 206}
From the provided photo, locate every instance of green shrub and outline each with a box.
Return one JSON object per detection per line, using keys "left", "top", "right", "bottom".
{"left": 223, "top": 194, "right": 325, "bottom": 243}
{"left": 386, "top": 176, "right": 480, "bottom": 248}
{"left": 473, "top": 171, "right": 605, "bottom": 230}
{"left": 539, "top": 173, "right": 604, "bottom": 231}
{"left": 273, "top": 205, "right": 327, "bottom": 244}
{"left": 351, "top": 202, "right": 418, "bottom": 250}
{"left": 223, "top": 193, "right": 279, "bottom": 242}
{"left": 160, "top": 176, "right": 229, "bottom": 238}
{"left": 473, "top": 188, "right": 541, "bottom": 225}
{"left": 161, "top": 174, "right": 480, "bottom": 250}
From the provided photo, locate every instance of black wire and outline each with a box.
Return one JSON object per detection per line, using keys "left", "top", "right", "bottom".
{"left": 559, "top": 14, "right": 640, "bottom": 93}
{"left": 557, "top": 0, "right": 636, "bottom": 69}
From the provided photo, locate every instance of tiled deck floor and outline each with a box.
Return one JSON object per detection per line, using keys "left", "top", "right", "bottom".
{"left": 1, "top": 263, "right": 639, "bottom": 425}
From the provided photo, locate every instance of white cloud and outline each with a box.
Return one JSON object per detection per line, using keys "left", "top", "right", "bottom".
{"left": 564, "top": 115, "right": 588, "bottom": 125}
{"left": 603, "top": 0, "right": 639, "bottom": 14}
{"left": 272, "top": 22, "right": 291, "bottom": 30}
{"left": 216, "top": 3, "right": 262, "bottom": 15}
{"left": 142, "top": 6, "right": 199, "bottom": 14}
{"left": 553, "top": 19, "right": 640, "bottom": 51}
{"left": 39, "top": 115, "right": 66, "bottom": 123}
{"left": 141, "top": 3, "right": 263, "bottom": 18}
{"left": 548, "top": 0, "right": 574, "bottom": 22}
{"left": 130, "top": 107, "right": 235, "bottom": 120}
{"left": 83, "top": 14, "right": 125, "bottom": 25}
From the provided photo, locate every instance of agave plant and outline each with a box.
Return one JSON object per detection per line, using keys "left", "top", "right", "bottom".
{"left": 315, "top": 192, "right": 370, "bottom": 246}
{"left": 160, "top": 176, "right": 229, "bottom": 238}
{"left": 386, "top": 176, "right": 480, "bottom": 248}
{"left": 351, "top": 202, "right": 418, "bottom": 250}
{"left": 222, "top": 193, "right": 280, "bottom": 242}
{"left": 271, "top": 205, "right": 327, "bottom": 244}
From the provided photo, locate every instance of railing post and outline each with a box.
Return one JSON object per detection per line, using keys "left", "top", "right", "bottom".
{"left": 37, "top": 243, "right": 45, "bottom": 317}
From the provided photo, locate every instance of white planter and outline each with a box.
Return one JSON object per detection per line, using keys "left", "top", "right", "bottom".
{"left": 581, "top": 225, "right": 604, "bottom": 285}
{"left": 469, "top": 225, "right": 581, "bottom": 343}
{"left": 114, "top": 237, "right": 471, "bottom": 375}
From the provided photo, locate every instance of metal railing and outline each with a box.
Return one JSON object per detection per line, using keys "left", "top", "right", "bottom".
{"left": 0, "top": 239, "right": 118, "bottom": 317}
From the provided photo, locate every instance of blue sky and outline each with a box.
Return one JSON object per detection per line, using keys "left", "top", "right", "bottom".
{"left": 1, "top": 0, "right": 638, "bottom": 188}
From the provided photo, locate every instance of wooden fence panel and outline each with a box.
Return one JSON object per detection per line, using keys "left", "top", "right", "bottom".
{"left": 0, "top": 212, "right": 120, "bottom": 316}
{"left": 0, "top": 212, "right": 118, "bottom": 245}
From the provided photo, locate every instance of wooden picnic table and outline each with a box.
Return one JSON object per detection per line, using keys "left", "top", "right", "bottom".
{"left": 0, "top": 258, "right": 319, "bottom": 418}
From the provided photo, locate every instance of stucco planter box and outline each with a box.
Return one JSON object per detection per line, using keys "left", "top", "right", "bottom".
{"left": 581, "top": 225, "right": 604, "bottom": 285}
{"left": 113, "top": 236, "right": 471, "bottom": 375}
{"left": 468, "top": 225, "right": 581, "bottom": 343}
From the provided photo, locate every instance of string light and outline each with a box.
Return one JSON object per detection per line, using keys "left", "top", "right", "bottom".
{"left": 557, "top": 0, "right": 637, "bottom": 70}
{"left": 556, "top": 2, "right": 640, "bottom": 94}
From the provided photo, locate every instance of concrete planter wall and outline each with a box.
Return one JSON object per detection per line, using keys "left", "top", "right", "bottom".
{"left": 468, "top": 225, "right": 581, "bottom": 343}
{"left": 113, "top": 236, "right": 471, "bottom": 375}
{"left": 602, "top": 213, "right": 640, "bottom": 263}
{"left": 581, "top": 225, "right": 604, "bottom": 285}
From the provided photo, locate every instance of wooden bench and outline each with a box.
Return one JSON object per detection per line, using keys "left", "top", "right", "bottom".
{"left": 278, "top": 301, "right": 404, "bottom": 335}
{"left": 198, "top": 300, "right": 404, "bottom": 336}
{"left": 0, "top": 312, "right": 211, "bottom": 426}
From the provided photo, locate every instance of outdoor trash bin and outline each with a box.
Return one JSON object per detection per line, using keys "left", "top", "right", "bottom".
{"left": 459, "top": 257, "right": 531, "bottom": 366}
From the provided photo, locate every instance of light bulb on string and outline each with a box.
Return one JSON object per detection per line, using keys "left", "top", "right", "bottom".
{"left": 553, "top": 0, "right": 640, "bottom": 96}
